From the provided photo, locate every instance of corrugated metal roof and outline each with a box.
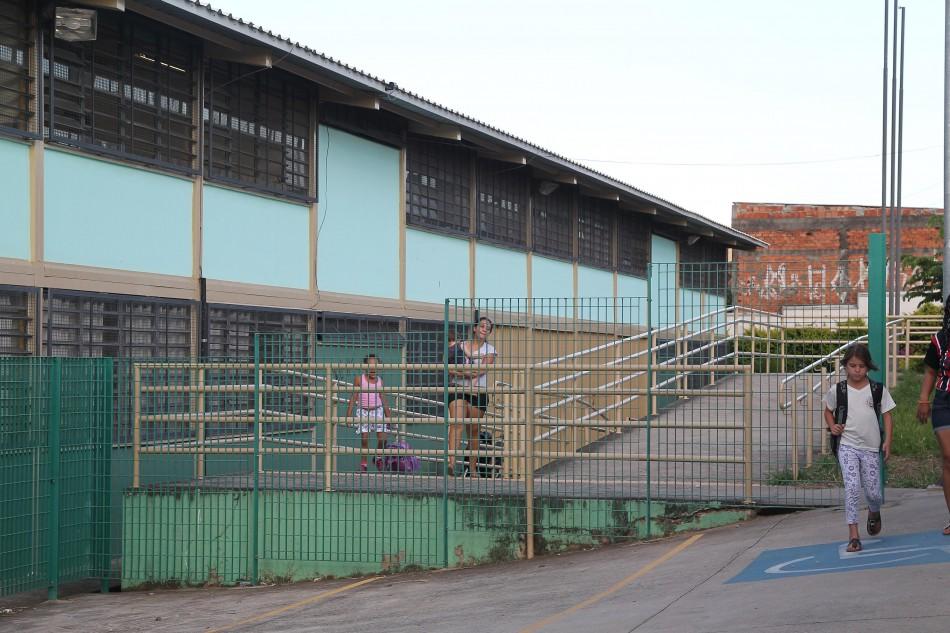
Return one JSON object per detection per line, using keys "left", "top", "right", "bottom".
{"left": 139, "top": 0, "right": 765, "bottom": 249}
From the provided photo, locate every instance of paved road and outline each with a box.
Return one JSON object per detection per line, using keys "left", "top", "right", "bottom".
{"left": 3, "top": 487, "right": 948, "bottom": 632}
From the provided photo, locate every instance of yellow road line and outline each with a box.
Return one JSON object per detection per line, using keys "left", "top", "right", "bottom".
{"left": 205, "top": 576, "right": 380, "bottom": 633}
{"left": 518, "top": 533, "right": 703, "bottom": 633}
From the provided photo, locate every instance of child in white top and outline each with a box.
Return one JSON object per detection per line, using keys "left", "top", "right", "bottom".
{"left": 345, "top": 354, "right": 391, "bottom": 472}
{"left": 822, "top": 343, "right": 895, "bottom": 552}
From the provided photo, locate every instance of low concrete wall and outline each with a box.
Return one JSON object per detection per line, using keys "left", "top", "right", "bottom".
{"left": 121, "top": 490, "right": 751, "bottom": 588}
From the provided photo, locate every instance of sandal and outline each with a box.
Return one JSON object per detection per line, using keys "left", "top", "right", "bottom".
{"left": 846, "top": 538, "right": 862, "bottom": 553}
{"left": 867, "top": 511, "right": 882, "bottom": 536}
{"left": 943, "top": 522, "right": 950, "bottom": 536}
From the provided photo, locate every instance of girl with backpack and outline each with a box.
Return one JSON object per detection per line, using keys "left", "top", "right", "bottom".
{"left": 915, "top": 299, "right": 950, "bottom": 537}
{"left": 345, "top": 354, "right": 392, "bottom": 472}
{"left": 823, "top": 343, "right": 895, "bottom": 552}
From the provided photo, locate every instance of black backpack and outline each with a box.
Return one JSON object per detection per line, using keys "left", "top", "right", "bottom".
{"left": 831, "top": 379, "right": 883, "bottom": 457}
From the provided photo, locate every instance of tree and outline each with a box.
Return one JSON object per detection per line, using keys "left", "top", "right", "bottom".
{"left": 902, "top": 216, "right": 943, "bottom": 305}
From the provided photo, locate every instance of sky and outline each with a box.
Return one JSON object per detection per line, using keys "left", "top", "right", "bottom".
{"left": 208, "top": 0, "right": 945, "bottom": 228}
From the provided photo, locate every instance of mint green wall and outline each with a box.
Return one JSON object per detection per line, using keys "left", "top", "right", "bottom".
{"left": 406, "top": 229, "right": 469, "bottom": 304}
{"left": 680, "top": 289, "right": 704, "bottom": 329}
{"left": 618, "top": 274, "right": 648, "bottom": 325}
{"left": 317, "top": 125, "right": 399, "bottom": 298}
{"left": 44, "top": 150, "right": 191, "bottom": 276}
{"left": 475, "top": 244, "right": 527, "bottom": 298}
{"left": 577, "top": 265, "right": 614, "bottom": 322}
{"left": 531, "top": 255, "right": 574, "bottom": 317}
{"left": 203, "top": 184, "right": 309, "bottom": 289}
{"left": 0, "top": 138, "right": 29, "bottom": 260}
{"left": 651, "top": 234, "right": 678, "bottom": 328}
{"left": 531, "top": 256, "right": 573, "bottom": 298}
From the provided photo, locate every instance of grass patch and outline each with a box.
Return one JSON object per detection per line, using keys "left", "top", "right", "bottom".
{"left": 888, "top": 365, "right": 942, "bottom": 458}
{"left": 767, "top": 366, "right": 943, "bottom": 489}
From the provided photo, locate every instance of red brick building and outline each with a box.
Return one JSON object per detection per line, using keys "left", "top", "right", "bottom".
{"left": 731, "top": 203, "right": 941, "bottom": 313}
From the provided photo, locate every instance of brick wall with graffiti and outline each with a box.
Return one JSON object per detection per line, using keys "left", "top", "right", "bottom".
{"left": 732, "top": 203, "right": 941, "bottom": 313}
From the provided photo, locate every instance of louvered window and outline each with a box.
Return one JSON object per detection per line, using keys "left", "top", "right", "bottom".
{"left": 578, "top": 197, "right": 613, "bottom": 269}
{"left": 45, "top": 11, "right": 197, "bottom": 168}
{"left": 618, "top": 213, "right": 651, "bottom": 277}
{"left": 477, "top": 159, "right": 527, "bottom": 247}
{"left": 0, "top": 0, "right": 33, "bottom": 133}
{"left": 532, "top": 184, "right": 573, "bottom": 260}
{"left": 406, "top": 137, "right": 471, "bottom": 234}
{"left": 0, "top": 286, "right": 33, "bottom": 355}
{"left": 205, "top": 60, "right": 311, "bottom": 198}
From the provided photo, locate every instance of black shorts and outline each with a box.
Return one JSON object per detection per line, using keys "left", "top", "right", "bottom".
{"left": 932, "top": 391, "right": 950, "bottom": 432}
{"left": 454, "top": 392, "right": 488, "bottom": 413}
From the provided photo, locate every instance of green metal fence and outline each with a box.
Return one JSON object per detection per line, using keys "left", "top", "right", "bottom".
{"left": 1, "top": 251, "right": 891, "bottom": 594}
{"left": 0, "top": 357, "right": 112, "bottom": 599}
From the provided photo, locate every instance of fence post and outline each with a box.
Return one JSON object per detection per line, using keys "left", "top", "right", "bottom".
{"left": 805, "top": 373, "right": 814, "bottom": 468}
{"left": 645, "top": 265, "right": 654, "bottom": 537}
{"left": 132, "top": 365, "right": 141, "bottom": 489}
{"left": 820, "top": 365, "right": 828, "bottom": 455}
{"left": 47, "top": 357, "right": 62, "bottom": 601}
{"left": 743, "top": 367, "right": 753, "bottom": 504}
{"left": 98, "top": 358, "right": 113, "bottom": 593}
{"left": 196, "top": 368, "right": 205, "bottom": 479}
{"left": 790, "top": 376, "right": 799, "bottom": 480}
{"left": 781, "top": 327, "right": 787, "bottom": 374}
{"left": 251, "top": 336, "right": 260, "bottom": 586}
{"left": 324, "top": 367, "right": 334, "bottom": 492}
{"left": 524, "top": 365, "right": 535, "bottom": 560}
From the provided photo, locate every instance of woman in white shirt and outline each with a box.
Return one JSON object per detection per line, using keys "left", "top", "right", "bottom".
{"left": 447, "top": 317, "right": 497, "bottom": 476}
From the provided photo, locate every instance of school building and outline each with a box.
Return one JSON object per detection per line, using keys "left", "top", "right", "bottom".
{"left": 0, "top": 0, "right": 763, "bottom": 360}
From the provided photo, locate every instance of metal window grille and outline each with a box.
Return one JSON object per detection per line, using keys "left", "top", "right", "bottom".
{"left": 476, "top": 159, "right": 527, "bottom": 247}
{"left": 44, "top": 11, "right": 197, "bottom": 168}
{"left": 0, "top": 0, "right": 32, "bottom": 132}
{"left": 618, "top": 212, "right": 651, "bottom": 277}
{"left": 319, "top": 102, "right": 404, "bottom": 146}
{"left": 406, "top": 136, "right": 470, "bottom": 233}
{"left": 0, "top": 286, "right": 33, "bottom": 355}
{"left": 205, "top": 60, "right": 311, "bottom": 198}
{"left": 45, "top": 291, "right": 192, "bottom": 358}
{"left": 532, "top": 184, "right": 573, "bottom": 260}
{"left": 319, "top": 314, "right": 401, "bottom": 337}
{"left": 578, "top": 197, "right": 613, "bottom": 269}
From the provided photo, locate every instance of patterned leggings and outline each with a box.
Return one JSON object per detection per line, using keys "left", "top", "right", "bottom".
{"left": 838, "top": 444, "right": 883, "bottom": 525}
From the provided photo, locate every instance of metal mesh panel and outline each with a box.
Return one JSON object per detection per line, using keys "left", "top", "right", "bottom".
{"left": 0, "top": 0, "right": 32, "bottom": 132}
{"left": 45, "top": 11, "right": 197, "bottom": 168}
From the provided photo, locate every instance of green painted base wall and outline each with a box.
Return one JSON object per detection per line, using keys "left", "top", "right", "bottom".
{"left": 121, "top": 490, "right": 751, "bottom": 589}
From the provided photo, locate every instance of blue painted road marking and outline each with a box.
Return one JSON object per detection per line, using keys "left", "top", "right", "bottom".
{"left": 728, "top": 530, "right": 950, "bottom": 583}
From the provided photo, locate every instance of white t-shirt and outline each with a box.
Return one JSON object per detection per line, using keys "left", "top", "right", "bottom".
{"left": 452, "top": 341, "right": 497, "bottom": 389}
{"left": 823, "top": 382, "right": 896, "bottom": 452}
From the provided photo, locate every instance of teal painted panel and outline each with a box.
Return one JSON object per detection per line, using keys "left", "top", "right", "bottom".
{"left": 0, "top": 139, "right": 29, "bottom": 260}
{"left": 405, "top": 229, "right": 469, "bottom": 304}
{"left": 618, "top": 274, "right": 648, "bottom": 325}
{"left": 317, "top": 126, "right": 399, "bottom": 298}
{"left": 531, "top": 256, "right": 574, "bottom": 318}
{"left": 44, "top": 150, "right": 192, "bottom": 275}
{"left": 577, "top": 265, "right": 614, "bottom": 322}
{"left": 203, "top": 185, "right": 309, "bottom": 289}
{"left": 475, "top": 244, "right": 526, "bottom": 298}
{"left": 651, "top": 234, "right": 678, "bottom": 328}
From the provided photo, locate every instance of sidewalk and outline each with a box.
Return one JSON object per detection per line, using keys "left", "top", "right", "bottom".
{"left": 2, "top": 488, "right": 948, "bottom": 632}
